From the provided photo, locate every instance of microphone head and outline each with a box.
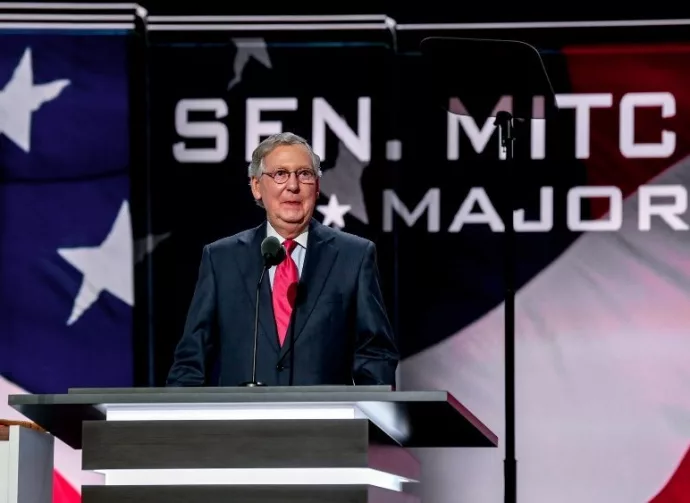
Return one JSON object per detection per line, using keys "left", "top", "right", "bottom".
{"left": 261, "top": 236, "right": 286, "bottom": 267}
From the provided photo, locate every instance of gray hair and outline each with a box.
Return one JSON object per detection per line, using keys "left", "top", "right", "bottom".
{"left": 247, "top": 132, "right": 322, "bottom": 179}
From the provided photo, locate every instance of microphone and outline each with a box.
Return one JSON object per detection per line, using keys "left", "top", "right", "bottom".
{"left": 241, "top": 236, "right": 286, "bottom": 387}
{"left": 261, "top": 235, "right": 286, "bottom": 267}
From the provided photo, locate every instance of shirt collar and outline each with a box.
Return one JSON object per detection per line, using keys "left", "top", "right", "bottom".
{"left": 266, "top": 220, "right": 308, "bottom": 249}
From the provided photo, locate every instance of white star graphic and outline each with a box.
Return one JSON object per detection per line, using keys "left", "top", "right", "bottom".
{"left": 227, "top": 38, "right": 272, "bottom": 91}
{"left": 58, "top": 201, "right": 133, "bottom": 326}
{"left": 0, "top": 47, "right": 70, "bottom": 153}
{"left": 319, "top": 142, "right": 369, "bottom": 224}
{"left": 317, "top": 194, "right": 351, "bottom": 229}
{"left": 134, "top": 232, "right": 171, "bottom": 264}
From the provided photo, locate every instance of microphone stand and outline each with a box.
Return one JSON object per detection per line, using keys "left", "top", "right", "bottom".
{"left": 494, "top": 110, "right": 516, "bottom": 503}
{"left": 419, "top": 36, "right": 556, "bottom": 503}
{"left": 242, "top": 265, "right": 268, "bottom": 387}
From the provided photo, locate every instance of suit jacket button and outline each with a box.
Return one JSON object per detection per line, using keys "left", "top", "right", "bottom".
{"left": 276, "top": 364, "right": 284, "bottom": 371}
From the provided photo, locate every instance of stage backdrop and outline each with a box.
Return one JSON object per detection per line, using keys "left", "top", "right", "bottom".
{"left": 146, "top": 23, "right": 690, "bottom": 503}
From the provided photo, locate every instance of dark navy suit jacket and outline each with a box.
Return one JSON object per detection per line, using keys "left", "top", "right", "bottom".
{"left": 166, "top": 219, "right": 399, "bottom": 387}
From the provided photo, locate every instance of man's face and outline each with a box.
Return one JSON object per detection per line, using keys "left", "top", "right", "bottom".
{"left": 250, "top": 144, "right": 319, "bottom": 234}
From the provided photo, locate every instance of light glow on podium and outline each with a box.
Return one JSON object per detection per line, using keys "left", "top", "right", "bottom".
{"left": 95, "top": 467, "right": 413, "bottom": 491}
{"left": 105, "top": 403, "right": 361, "bottom": 421}
{"left": 104, "top": 401, "right": 410, "bottom": 441}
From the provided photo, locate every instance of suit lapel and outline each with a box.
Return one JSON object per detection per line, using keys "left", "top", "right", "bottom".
{"left": 279, "top": 219, "right": 337, "bottom": 360}
{"left": 238, "top": 222, "right": 280, "bottom": 354}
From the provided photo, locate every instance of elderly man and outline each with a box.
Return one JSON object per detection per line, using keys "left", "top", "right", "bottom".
{"left": 166, "top": 132, "right": 399, "bottom": 387}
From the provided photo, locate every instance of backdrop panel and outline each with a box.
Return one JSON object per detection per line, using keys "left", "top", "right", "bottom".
{"left": 147, "top": 25, "right": 398, "bottom": 384}
{"left": 0, "top": 32, "right": 134, "bottom": 394}
{"left": 0, "top": 15, "right": 143, "bottom": 503}
{"left": 397, "top": 26, "right": 690, "bottom": 503}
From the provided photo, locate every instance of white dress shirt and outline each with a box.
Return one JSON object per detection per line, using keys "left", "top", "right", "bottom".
{"left": 266, "top": 221, "right": 308, "bottom": 288}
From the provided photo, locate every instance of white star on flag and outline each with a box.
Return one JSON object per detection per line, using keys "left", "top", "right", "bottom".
{"left": 0, "top": 47, "right": 70, "bottom": 153}
{"left": 317, "top": 194, "right": 351, "bottom": 229}
{"left": 58, "top": 200, "right": 134, "bottom": 326}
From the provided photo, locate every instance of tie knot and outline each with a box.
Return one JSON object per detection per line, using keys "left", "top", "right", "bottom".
{"left": 283, "top": 239, "right": 297, "bottom": 254}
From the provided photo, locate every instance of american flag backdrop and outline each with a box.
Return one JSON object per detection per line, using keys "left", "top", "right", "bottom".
{"left": 0, "top": 32, "right": 133, "bottom": 503}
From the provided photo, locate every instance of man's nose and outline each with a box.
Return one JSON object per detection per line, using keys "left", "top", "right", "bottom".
{"left": 286, "top": 172, "right": 300, "bottom": 190}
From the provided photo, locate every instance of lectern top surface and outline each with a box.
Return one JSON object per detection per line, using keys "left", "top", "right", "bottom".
{"left": 67, "top": 385, "right": 393, "bottom": 394}
{"left": 11, "top": 386, "right": 450, "bottom": 406}
{"left": 7, "top": 386, "right": 498, "bottom": 451}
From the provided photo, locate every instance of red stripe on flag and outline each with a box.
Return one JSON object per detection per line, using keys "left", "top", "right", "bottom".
{"left": 650, "top": 447, "right": 690, "bottom": 503}
{"left": 53, "top": 470, "right": 80, "bottom": 503}
{"left": 562, "top": 43, "right": 690, "bottom": 218}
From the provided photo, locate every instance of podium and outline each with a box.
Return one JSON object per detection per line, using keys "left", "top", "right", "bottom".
{"left": 9, "top": 386, "right": 497, "bottom": 503}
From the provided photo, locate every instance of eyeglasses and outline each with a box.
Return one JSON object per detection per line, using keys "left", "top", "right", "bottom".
{"left": 262, "top": 169, "right": 317, "bottom": 185}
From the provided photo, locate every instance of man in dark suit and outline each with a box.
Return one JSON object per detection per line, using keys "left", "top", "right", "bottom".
{"left": 166, "top": 132, "right": 399, "bottom": 387}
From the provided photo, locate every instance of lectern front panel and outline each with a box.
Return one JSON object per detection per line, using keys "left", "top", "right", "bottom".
{"left": 82, "top": 419, "right": 374, "bottom": 469}
{"left": 83, "top": 485, "right": 420, "bottom": 503}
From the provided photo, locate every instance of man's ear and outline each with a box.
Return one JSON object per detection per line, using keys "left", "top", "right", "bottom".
{"left": 250, "top": 177, "right": 262, "bottom": 201}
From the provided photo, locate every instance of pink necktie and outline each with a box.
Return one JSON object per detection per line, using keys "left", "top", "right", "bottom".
{"left": 272, "top": 239, "right": 298, "bottom": 346}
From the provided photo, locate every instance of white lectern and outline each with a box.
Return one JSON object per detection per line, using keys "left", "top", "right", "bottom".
{"left": 0, "top": 423, "right": 53, "bottom": 503}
